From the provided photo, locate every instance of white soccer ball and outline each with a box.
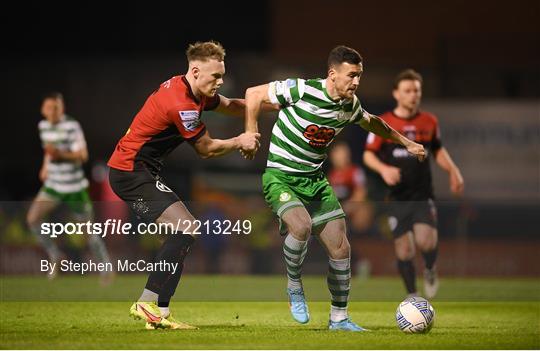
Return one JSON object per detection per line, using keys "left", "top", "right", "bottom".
{"left": 395, "top": 296, "right": 435, "bottom": 333}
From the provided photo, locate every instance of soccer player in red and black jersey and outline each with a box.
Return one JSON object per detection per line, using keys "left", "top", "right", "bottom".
{"left": 328, "top": 142, "right": 373, "bottom": 277}
{"left": 363, "top": 69, "right": 464, "bottom": 299}
{"left": 108, "top": 41, "right": 272, "bottom": 329}
{"left": 328, "top": 142, "right": 373, "bottom": 233}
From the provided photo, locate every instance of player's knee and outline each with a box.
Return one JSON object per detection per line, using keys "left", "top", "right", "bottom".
{"left": 416, "top": 234, "right": 437, "bottom": 251}
{"left": 287, "top": 219, "right": 312, "bottom": 240}
{"left": 395, "top": 241, "right": 415, "bottom": 260}
{"left": 330, "top": 239, "right": 350, "bottom": 260}
{"left": 26, "top": 211, "right": 39, "bottom": 229}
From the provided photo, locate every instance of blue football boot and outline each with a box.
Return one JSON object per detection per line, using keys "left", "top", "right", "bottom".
{"left": 287, "top": 288, "right": 310, "bottom": 324}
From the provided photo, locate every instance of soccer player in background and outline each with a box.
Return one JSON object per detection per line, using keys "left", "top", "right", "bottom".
{"left": 26, "top": 92, "right": 113, "bottom": 283}
{"left": 363, "top": 69, "right": 464, "bottom": 299}
{"left": 327, "top": 142, "right": 372, "bottom": 233}
{"left": 244, "top": 46, "right": 426, "bottom": 331}
{"left": 327, "top": 142, "right": 373, "bottom": 277}
{"left": 108, "top": 41, "right": 273, "bottom": 330}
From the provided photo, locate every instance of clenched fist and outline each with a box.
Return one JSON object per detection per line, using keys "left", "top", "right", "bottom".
{"left": 406, "top": 141, "right": 426, "bottom": 162}
{"left": 238, "top": 132, "right": 261, "bottom": 160}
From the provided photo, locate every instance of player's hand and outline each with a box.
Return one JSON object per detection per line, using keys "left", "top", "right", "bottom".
{"left": 381, "top": 165, "right": 401, "bottom": 186}
{"left": 406, "top": 141, "right": 426, "bottom": 162}
{"left": 44, "top": 144, "right": 62, "bottom": 161}
{"left": 449, "top": 168, "right": 464, "bottom": 196}
{"left": 238, "top": 132, "right": 261, "bottom": 160}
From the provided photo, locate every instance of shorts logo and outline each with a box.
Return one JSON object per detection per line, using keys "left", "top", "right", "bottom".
{"left": 303, "top": 124, "right": 335, "bottom": 148}
{"left": 279, "top": 192, "right": 291, "bottom": 202}
{"left": 132, "top": 198, "right": 149, "bottom": 217}
{"left": 388, "top": 216, "right": 398, "bottom": 231}
{"left": 428, "top": 199, "right": 437, "bottom": 220}
{"left": 179, "top": 110, "right": 201, "bottom": 131}
{"left": 156, "top": 181, "right": 172, "bottom": 193}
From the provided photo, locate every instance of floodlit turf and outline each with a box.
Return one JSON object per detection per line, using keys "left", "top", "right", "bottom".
{"left": 1, "top": 275, "right": 539, "bottom": 349}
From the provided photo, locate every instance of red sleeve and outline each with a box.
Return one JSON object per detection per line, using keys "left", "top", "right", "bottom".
{"left": 169, "top": 105, "right": 207, "bottom": 140}
{"left": 203, "top": 94, "right": 221, "bottom": 111}
{"left": 365, "top": 132, "right": 383, "bottom": 152}
{"left": 430, "top": 114, "right": 443, "bottom": 151}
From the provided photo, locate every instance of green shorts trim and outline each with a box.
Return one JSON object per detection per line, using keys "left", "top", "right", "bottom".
{"left": 262, "top": 168, "right": 344, "bottom": 231}
{"left": 40, "top": 186, "right": 93, "bottom": 215}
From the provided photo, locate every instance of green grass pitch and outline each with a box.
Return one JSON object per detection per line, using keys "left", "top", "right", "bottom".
{"left": 1, "top": 275, "right": 538, "bottom": 349}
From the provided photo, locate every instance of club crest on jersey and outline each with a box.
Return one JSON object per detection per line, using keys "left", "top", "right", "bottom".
{"left": 336, "top": 110, "right": 351, "bottom": 121}
{"left": 179, "top": 110, "right": 201, "bottom": 131}
{"left": 403, "top": 125, "right": 417, "bottom": 141}
{"left": 156, "top": 181, "right": 172, "bottom": 193}
{"left": 303, "top": 124, "right": 336, "bottom": 148}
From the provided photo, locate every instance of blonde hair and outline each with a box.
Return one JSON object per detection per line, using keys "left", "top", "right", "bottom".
{"left": 186, "top": 41, "right": 226, "bottom": 62}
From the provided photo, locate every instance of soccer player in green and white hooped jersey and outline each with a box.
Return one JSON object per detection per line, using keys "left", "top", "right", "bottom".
{"left": 26, "top": 92, "right": 112, "bottom": 283}
{"left": 244, "top": 46, "right": 426, "bottom": 331}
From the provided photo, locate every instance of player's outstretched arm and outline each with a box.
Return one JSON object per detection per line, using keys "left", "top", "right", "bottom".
{"left": 435, "top": 147, "right": 464, "bottom": 195}
{"left": 214, "top": 96, "right": 246, "bottom": 117}
{"left": 359, "top": 114, "right": 426, "bottom": 161}
{"left": 215, "top": 96, "right": 279, "bottom": 118}
{"left": 190, "top": 130, "right": 260, "bottom": 159}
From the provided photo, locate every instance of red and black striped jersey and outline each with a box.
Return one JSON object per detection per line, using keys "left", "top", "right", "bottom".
{"left": 365, "top": 111, "right": 442, "bottom": 200}
{"left": 108, "top": 75, "right": 220, "bottom": 172}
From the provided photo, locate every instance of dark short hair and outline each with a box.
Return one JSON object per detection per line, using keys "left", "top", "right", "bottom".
{"left": 186, "top": 41, "right": 226, "bottom": 62}
{"left": 42, "top": 91, "right": 64, "bottom": 102}
{"left": 328, "top": 45, "right": 363, "bottom": 68}
{"left": 394, "top": 69, "right": 423, "bottom": 89}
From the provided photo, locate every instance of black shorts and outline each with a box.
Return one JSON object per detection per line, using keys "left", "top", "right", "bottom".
{"left": 386, "top": 199, "right": 437, "bottom": 238}
{"left": 109, "top": 161, "right": 179, "bottom": 222}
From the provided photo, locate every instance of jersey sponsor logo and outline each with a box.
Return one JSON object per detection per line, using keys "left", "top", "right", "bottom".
{"left": 392, "top": 148, "right": 411, "bottom": 158}
{"left": 179, "top": 110, "right": 201, "bottom": 131}
{"left": 392, "top": 147, "right": 429, "bottom": 158}
{"left": 303, "top": 124, "right": 335, "bottom": 148}
{"left": 279, "top": 192, "right": 291, "bottom": 202}
{"left": 156, "top": 181, "right": 173, "bottom": 193}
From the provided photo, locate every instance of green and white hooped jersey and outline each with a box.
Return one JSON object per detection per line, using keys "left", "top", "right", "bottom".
{"left": 38, "top": 115, "right": 89, "bottom": 193}
{"left": 267, "top": 78, "right": 369, "bottom": 174}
